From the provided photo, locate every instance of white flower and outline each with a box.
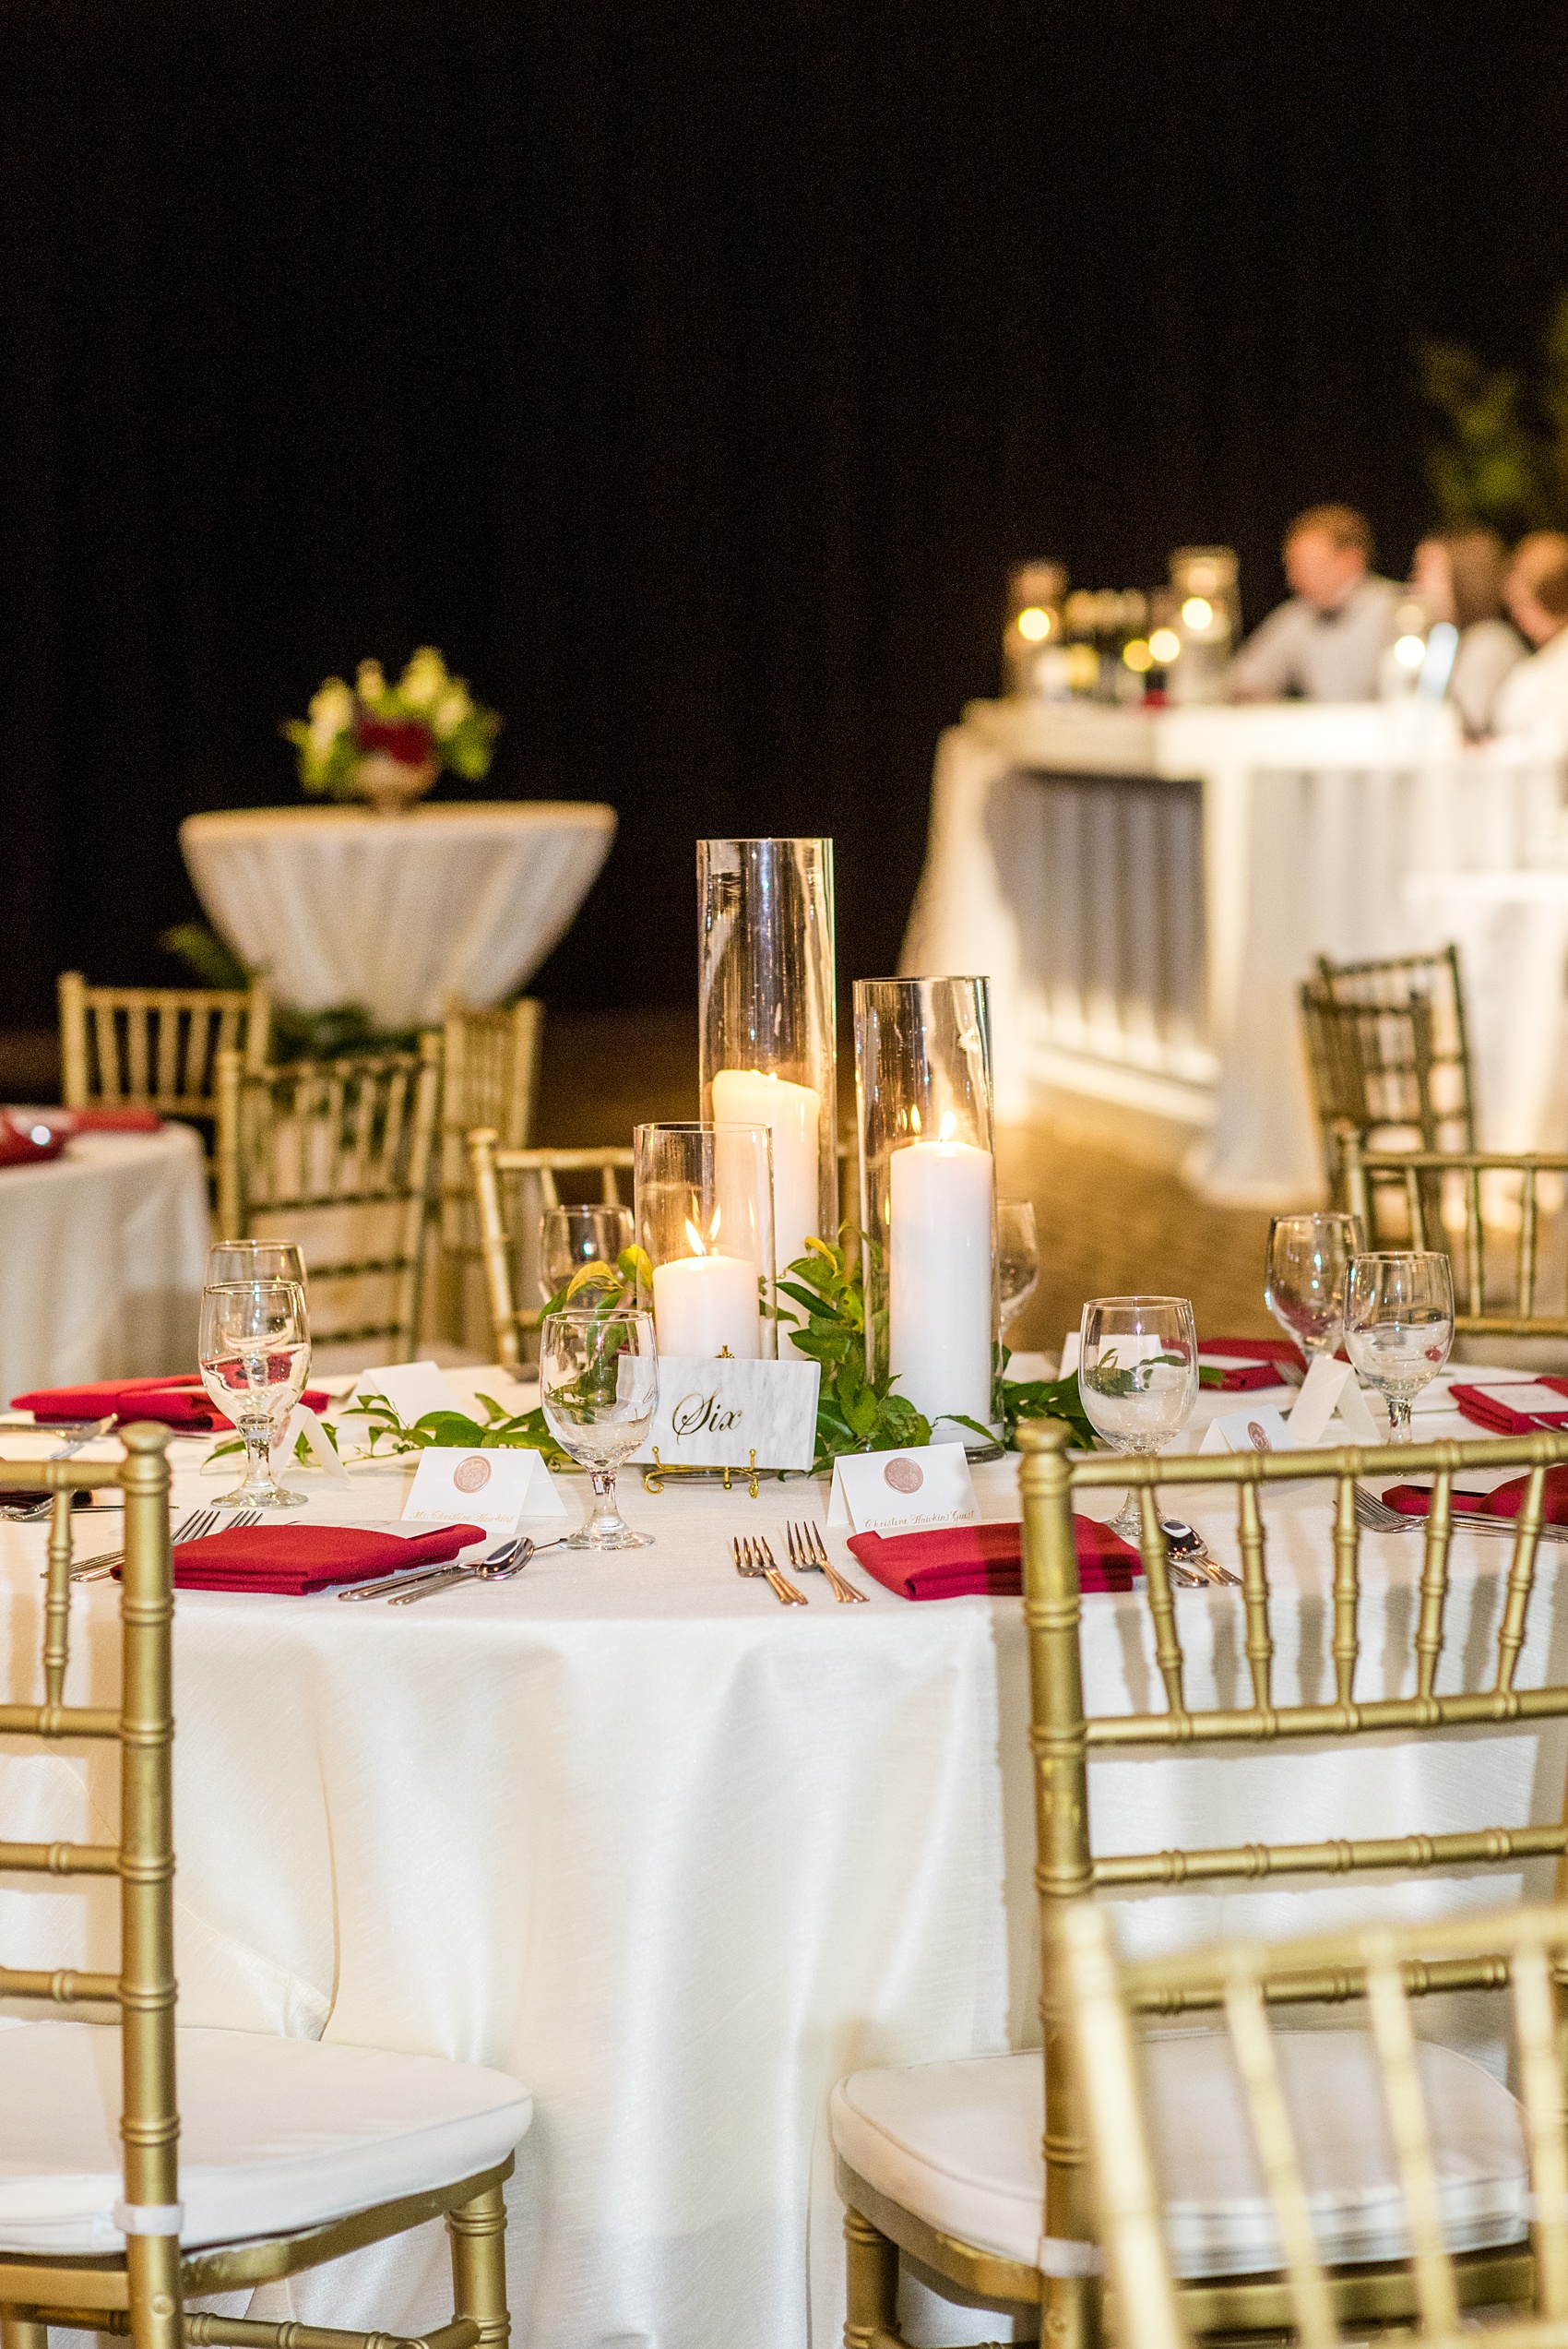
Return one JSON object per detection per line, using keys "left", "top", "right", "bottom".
{"left": 400, "top": 646, "right": 448, "bottom": 710}
{"left": 433, "top": 684, "right": 471, "bottom": 736}
{"left": 307, "top": 677, "right": 354, "bottom": 754}
{"left": 356, "top": 658, "right": 386, "bottom": 706}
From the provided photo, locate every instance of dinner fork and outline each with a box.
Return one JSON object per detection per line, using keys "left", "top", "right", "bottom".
{"left": 785, "top": 1521, "right": 867, "bottom": 1603}
{"left": 70, "top": 1508, "right": 262, "bottom": 1583}
{"left": 732, "top": 1534, "right": 806, "bottom": 1605}
{"left": 4, "top": 1417, "right": 120, "bottom": 1520}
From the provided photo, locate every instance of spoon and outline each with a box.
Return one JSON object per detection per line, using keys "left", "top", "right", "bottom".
{"left": 388, "top": 1534, "right": 564, "bottom": 1604}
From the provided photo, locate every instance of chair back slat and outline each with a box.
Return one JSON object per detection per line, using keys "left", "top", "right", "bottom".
{"left": 436, "top": 1000, "right": 545, "bottom": 1345}
{"left": 1134, "top": 1490, "right": 1189, "bottom": 1721}
{"left": 1415, "top": 1473, "right": 1455, "bottom": 1699}
{"left": 1514, "top": 1936, "right": 1568, "bottom": 2318}
{"left": 1331, "top": 1473, "right": 1361, "bottom": 1703}
{"left": 1365, "top": 1947, "right": 1461, "bottom": 2331}
{"left": 1219, "top": 1961, "right": 1338, "bottom": 2349}
{"left": 1236, "top": 1482, "right": 1273, "bottom": 1710}
{"left": 468, "top": 1128, "right": 636, "bottom": 1367}
{"left": 1496, "top": 1468, "right": 1548, "bottom": 1694}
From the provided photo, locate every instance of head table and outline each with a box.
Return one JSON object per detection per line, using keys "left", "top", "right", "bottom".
{"left": 180, "top": 803, "right": 617, "bottom": 1030}
{"left": 1, "top": 1363, "right": 1560, "bottom": 2349}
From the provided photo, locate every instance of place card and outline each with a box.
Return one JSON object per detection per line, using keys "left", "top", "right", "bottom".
{"left": 402, "top": 1445, "right": 567, "bottom": 1529}
{"left": 628, "top": 1355, "right": 820, "bottom": 1473}
{"left": 826, "top": 1443, "right": 979, "bottom": 1535}
{"left": 348, "top": 1361, "right": 468, "bottom": 1426}
{"left": 1283, "top": 1353, "right": 1355, "bottom": 1447}
{"left": 1199, "top": 1404, "right": 1296, "bottom": 1456}
{"left": 269, "top": 1402, "right": 350, "bottom": 1485}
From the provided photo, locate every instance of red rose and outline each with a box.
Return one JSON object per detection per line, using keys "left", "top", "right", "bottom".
{"left": 358, "top": 716, "right": 434, "bottom": 766}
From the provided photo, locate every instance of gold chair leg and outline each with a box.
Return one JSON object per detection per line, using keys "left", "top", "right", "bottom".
{"left": 1, "top": 2311, "right": 49, "bottom": 2349}
{"left": 447, "top": 2182, "right": 509, "bottom": 2349}
{"left": 844, "top": 2205, "right": 905, "bottom": 2349}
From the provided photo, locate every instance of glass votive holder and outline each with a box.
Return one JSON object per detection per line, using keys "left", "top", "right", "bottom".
{"left": 634, "top": 1121, "right": 776, "bottom": 1360}
{"left": 854, "top": 975, "right": 998, "bottom": 1446}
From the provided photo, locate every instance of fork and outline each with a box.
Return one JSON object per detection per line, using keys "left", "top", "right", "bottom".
{"left": 732, "top": 1534, "right": 807, "bottom": 1605}
{"left": 70, "top": 1508, "right": 262, "bottom": 1583}
{"left": 5, "top": 1417, "right": 120, "bottom": 1521}
{"left": 785, "top": 1521, "right": 868, "bottom": 1603}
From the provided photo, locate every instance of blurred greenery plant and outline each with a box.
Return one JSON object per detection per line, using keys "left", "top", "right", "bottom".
{"left": 158, "top": 923, "right": 417, "bottom": 1061}
{"left": 1419, "top": 292, "right": 1568, "bottom": 532}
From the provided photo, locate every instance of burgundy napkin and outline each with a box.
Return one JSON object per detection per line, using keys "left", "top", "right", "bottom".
{"left": 0, "top": 1114, "right": 67, "bottom": 1169}
{"left": 1452, "top": 1380, "right": 1568, "bottom": 1436}
{"left": 1200, "top": 1338, "right": 1303, "bottom": 1391}
{"left": 846, "top": 1518, "right": 1142, "bottom": 1601}
{"left": 10, "top": 1376, "right": 332, "bottom": 1432}
{"left": 1384, "top": 1464, "right": 1568, "bottom": 1526}
{"left": 153, "top": 1521, "right": 485, "bottom": 1596}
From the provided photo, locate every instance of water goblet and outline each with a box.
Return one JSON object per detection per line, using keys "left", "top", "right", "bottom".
{"left": 1265, "top": 1212, "right": 1363, "bottom": 1364}
{"left": 540, "top": 1306, "right": 659, "bottom": 1550}
{"left": 1077, "top": 1295, "right": 1199, "bottom": 1540}
{"left": 540, "top": 1204, "right": 636, "bottom": 1303}
{"left": 198, "top": 1279, "right": 312, "bottom": 1508}
{"left": 207, "top": 1239, "right": 307, "bottom": 1292}
{"left": 997, "top": 1199, "right": 1040, "bottom": 1340}
{"left": 1344, "top": 1251, "right": 1454, "bottom": 1441}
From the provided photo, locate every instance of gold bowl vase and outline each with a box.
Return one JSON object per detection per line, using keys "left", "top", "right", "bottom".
{"left": 353, "top": 753, "right": 438, "bottom": 815}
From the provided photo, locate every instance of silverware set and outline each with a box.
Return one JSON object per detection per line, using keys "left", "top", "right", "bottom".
{"left": 2, "top": 1417, "right": 120, "bottom": 1520}
{"left": 731, "top": 1523, "right": 868, "bottom": 1604}
{"left": 1353, "top": 1484, "right": 1568, "bottom": 1543}
{"left": 338, "top": 1533, "right": 565, "bottom": 1603}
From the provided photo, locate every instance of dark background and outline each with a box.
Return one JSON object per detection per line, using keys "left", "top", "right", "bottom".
{"left": 3, "top": 0, "right": 1566, "bottom": 1027}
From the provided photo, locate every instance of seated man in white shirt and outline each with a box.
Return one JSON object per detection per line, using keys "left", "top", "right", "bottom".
{"left": 1491, "top": 531, "right": 1568, "bottom": 741}
{"left": 1229, "top": 504, "right": 1401, "bottom": 701}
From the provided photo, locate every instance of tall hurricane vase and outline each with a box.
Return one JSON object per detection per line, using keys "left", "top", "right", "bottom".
{"left": 697, "top": 839, "right": 838, "bottom": 1343}
{"left": 855, "top": 975, "right": 999, "bottom": 1449}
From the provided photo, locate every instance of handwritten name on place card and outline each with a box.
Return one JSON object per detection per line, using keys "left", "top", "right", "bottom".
{"left": 826, "top": 1443, "right": 979, "bottom": 1535}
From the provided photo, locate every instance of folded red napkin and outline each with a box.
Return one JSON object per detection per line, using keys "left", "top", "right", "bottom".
{"left": 1384, "top": 1465, "right": 1568, "bottom": 1526}
{"left": 1452, "top": 1380, "right": 1568, "bottom": 1435}
{"left": 9, "top": 1376, "right": 332, "bottom": 1432}
{"left": 0, "top": 1114, "right": 67, "bottom": 1169}
{"left": 153, "top": 1521, "right": 485, "bottom": 1595}
{"left": 846, "top": 1517, "right": 1141, "bottom": 1601}
{"left": 1200, "top": 1338, "right": 1303, "bottom": 1391}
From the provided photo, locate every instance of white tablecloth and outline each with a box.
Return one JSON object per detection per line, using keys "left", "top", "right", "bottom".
{"left": 1402, "top": 867, "right": 1568, "bottom": 1155}
{"left": 181, "top": 804, "right": 617, "bottom": 1028}
{"left": 902, "top": 700, "right": 1567, "bottom": 1204}
{"left": 4, "top": 1366, "right": 1562, "bottom": 2349}
{"left": 0, "top": 1127, "right": 208, "bottom": 1401}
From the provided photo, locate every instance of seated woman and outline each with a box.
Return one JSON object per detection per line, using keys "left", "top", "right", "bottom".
{"left": 1492, "top": 532, "right": 1568, "bottom": 742}
{"left": 1408, "top": 526, "right": 1525, "bottom": 734}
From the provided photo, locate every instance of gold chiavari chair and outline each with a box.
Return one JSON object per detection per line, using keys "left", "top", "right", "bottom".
{"left": 468, "top": 1128, "right": 634, "bottom": 1368}
{"left": 0, "top": 1424, "right": 530, "bottom": 2349}
{"left": 1300, "top": 944, "right": 1474, "bottom": 1202}
{"left": 214, "top": 1037, "right": 443, "bottom": 1361}
{"left": 832, "top": 1416, "right": 1568, "bottom": 2349}
{"left": 1344, "top": 1129, "right": 1568, "bottom": 1341}
{"left": 1063, "top": 1895, "right": 1568, "bottom": 2349}
{"left": 58, "top": 971, "right": 272, "bottom": 1183}
{"left": 436, "top": 1000, "right": 545, "bottom": 1343}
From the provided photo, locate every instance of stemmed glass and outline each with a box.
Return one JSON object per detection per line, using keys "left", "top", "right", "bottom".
{"left": 540, "top": 1205, "right": 635, "bottom": 1303}
{"left": 997, "top": 1199, "right": 1040, "bottom": 1340}
{"left": 198, "top": 1279, "right": 313, "bottom": 1508}
{"left": 1265, "top": 1213, "right": 1363, "bottom": 1364}
{"left": 540, "top": 1306, "right": 659, "bottom": 1550}
{"left": 1344, "top": 1252, "right": 1455, "bottom": 1441}
{"left": 207, "top": 1240, "right": 307, "bottom": 1292}
{"left": 1077, "top": 1296, "right": 1199, "bottom": 1539}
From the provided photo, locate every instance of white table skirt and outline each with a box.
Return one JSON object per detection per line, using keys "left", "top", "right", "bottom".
{"left": 902, "top": 700, "right": 1568, "bottom": 1204}
{"left": 181, "top": 803, "right": 617, "bottom": 1029}
{"left": 4, "top": 1368, "right": 1562, "bottom": 2349}
{"left": 0, "top": 1127, "right": 209, "bottom": 1401}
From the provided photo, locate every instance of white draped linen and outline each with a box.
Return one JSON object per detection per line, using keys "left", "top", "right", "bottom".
{"left": 181, "top": 804, "right": 617, "bottom": 1029}
{"left": 3, "top": 1365, "right": 1562, "bottom": 2349}
{"left": 901, "top": 699, "right": 1567, "bottom": 1204}
{"left": 0, "top": 1127, "right": 208, "bottom": 1401}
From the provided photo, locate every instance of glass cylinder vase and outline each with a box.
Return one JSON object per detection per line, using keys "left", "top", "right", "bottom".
{"left": 634, "top": 1121, "right": 776, "bottom": 1360}
{"left": 854, "top": 976, "right": 998, "bottom": 1447}
{"left": 697, "top": 841, "right": 837, "bottom": 1331}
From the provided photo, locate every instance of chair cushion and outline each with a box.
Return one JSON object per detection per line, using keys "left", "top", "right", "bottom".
{"left": 830, "top": 2033, "right": 1527, "bottom": 2278}
{"left": 0, "top": 2021, "right": 531, "bottom": 2254}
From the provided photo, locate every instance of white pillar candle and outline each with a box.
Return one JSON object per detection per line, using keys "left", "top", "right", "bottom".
{"left": 888, "top": 1129, "right": 994, "bottom": 1428}
{"left": 710, "top": 1068, "right": 822, "bottom": 1278}
{"left": 651, "top": 1252, "right": 761, "bottom": 1360}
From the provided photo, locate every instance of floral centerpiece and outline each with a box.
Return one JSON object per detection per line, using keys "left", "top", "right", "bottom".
{"left": 284, "top": 647, "right": 502, "bottom": 814}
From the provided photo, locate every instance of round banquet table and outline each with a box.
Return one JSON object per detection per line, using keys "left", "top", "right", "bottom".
{"left": 0, "top": 1125, "right": 209, "bottom": 1402}
{"left": 4, "top": 1361, "right": 1561, "bottom": 2349}
{"left": 180, "top": 802, "right": 617, "bottom": 1029}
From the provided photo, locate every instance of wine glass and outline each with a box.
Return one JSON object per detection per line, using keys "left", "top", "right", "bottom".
{"left": 540, "top": 1205, "right": 635, "bottom": 1303}
{"left": 1344, "top": 1252, "right": 1454, "bottom": 1441}
{"left": 1265, "top": 1213, "right": 1363, "bottom": 1363}
{"left": 997, "top": 1199, "right": 1040, "bottom": 1340}
{"left": 1078, "top": 1296, "right": 1199, "bottom": 1540}
{"left": 540, "top": 1306, "right": 659, "bottom": 1550}
{"left": 207, "top": 1240, "right": 307, "bottom": 1292}
{"left": 198, "top": 1279, "right": 312, "bottom": 1508}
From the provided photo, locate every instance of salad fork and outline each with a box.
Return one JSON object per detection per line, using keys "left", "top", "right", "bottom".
{"left": 785, "top": 1522, "right": 867, "bottom": 1603}
{"left": 732, "top": 1535, "right": 806, "bottom": 1605}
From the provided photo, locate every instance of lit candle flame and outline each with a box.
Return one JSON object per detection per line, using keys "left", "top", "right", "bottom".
{"left": 684, "top": 1207, "right": 722, "bottom": 1256}
{"left": 938, "top": 1110, "right": 957, "bottom": 1144}
{"left": 684, "top": 1216, "right": 707, "bottom": 1257}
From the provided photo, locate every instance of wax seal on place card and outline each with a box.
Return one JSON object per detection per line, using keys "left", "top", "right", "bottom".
{"left": 827, "top": 1444, "right": 979, "bottom": 1535}
{"left": 403, "top": 1447, "right": 567, "bottom": 1528}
